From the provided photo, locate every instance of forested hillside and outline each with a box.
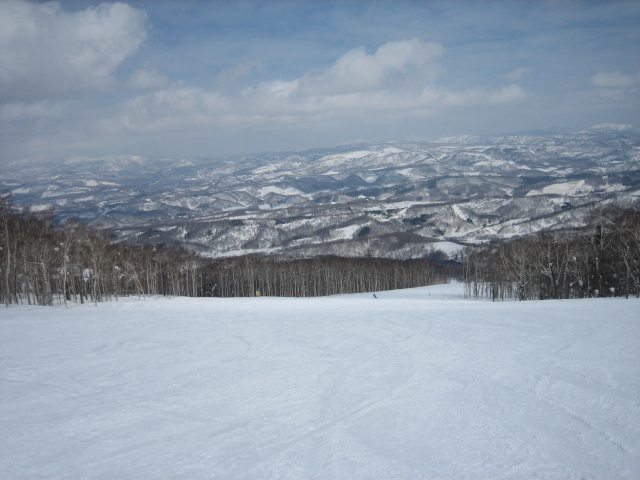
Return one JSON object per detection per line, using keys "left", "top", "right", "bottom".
{"left": 464, "top": 209, "right": 640, "bottom": 300}
{"left": 0, "top": 198, "right": 445, "bottom": 306}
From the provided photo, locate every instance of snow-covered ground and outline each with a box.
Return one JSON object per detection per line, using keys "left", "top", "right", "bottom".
{"left": 1, "top": 283, "right": 639, "bottom": 479}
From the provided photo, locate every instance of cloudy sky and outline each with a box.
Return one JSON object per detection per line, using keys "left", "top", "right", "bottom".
{"left": 1, "top": 0, "right": 639, "bottom": 164}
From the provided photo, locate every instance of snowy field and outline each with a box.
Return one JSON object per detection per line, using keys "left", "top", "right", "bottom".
{"left": 1, "top": 283, "right": 639, "bottom": 479}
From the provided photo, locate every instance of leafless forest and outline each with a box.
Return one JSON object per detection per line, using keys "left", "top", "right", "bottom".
{"left": 463, "top": 209, "right": 640, "bottom": 300}
{"left": 0, "top": 198, "right": 445, "bottom": 306}
{"left": 4, "top": 196, "right": 639, "bottom": 306}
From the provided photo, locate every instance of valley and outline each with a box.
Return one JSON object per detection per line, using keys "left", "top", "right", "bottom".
{"left": 3, "top": 126, "right": 639, "bottom": 259}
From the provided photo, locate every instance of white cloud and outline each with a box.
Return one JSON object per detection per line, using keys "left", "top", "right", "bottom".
{"left": 1, "top": 37, "right": 528, "bottom": 160}
{"left": 236, "top": 39, "right": 522, "bottom": 118}
{"left": 0, "top": 0, "right": 147, "bottom": 101}
{"left": 488, "top": 84, "right": 527, "bottom": 103}
{"left": 127, "top": 68, "right": 169, "bottom": 90}
{"left": 424, "top": 84, "right": 527, "bottom": 107}
{"left": 127, "top": 87, "right": 227, "bottom": 115}
{"left": 94, "top": 38, "right": 527, "bottom": 139}
{"left": 592, "top": 71, "right": 640, "bottom": 88}
{"left": 114, "top": 87, "right": 229, "bottom": 133}
{"left": 297, "top": 39, "right": 443, "bottom": 96}
{"left": 216, "top": 60, "right": 263, "bottom": 89}
{"left": 506, "top": 67, "right": 530, "bottom": 82}
{"left": 591, "top": 71, "right": 640, "bottom": 101}
{"left": 250, "top": 80, "right": 300, "bottom": 99}
{"left": 590, "top": 123, "right": 635, "bottom": 131}
{"left": 112, "top": 77, "right": 525, "bottom": 136}
{"left": 0, "top": 100, "right": 69, "bottom": 121}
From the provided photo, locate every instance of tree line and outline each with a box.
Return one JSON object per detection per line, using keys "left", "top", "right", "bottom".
{"left": 463, "top": 208, "right": 640, "bottom": 301}
{"left": 1, "top": 197, "right": 445, "bottom": 306}
{"left": 207, "top": 255, "right": 443, "bottom": 297}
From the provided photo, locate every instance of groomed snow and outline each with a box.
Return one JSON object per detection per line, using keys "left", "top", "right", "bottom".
{"left": 1, "top": 284, "right": 639, "bottom": 479}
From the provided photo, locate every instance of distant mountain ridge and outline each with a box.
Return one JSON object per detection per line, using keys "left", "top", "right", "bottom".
{"left": 3, "top": 126, "right": 639, "bottom": 259}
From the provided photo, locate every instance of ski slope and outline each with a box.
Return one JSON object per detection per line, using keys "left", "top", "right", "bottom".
{"left": 1, "top": 284, "right": 639, "bottom": 479}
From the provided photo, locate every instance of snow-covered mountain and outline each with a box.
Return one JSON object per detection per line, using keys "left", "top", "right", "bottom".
{"left": 3, "top": 126, "right": 639, "bottom": 258}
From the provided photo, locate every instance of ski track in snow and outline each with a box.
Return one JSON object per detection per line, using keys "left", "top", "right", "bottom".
{"left": 1, "top": 283, "right": 639, "bottom": 479}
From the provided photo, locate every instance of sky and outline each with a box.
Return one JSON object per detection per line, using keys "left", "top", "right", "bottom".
{"left": 0, "top": 0, "right": 639, "bottom": 165}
